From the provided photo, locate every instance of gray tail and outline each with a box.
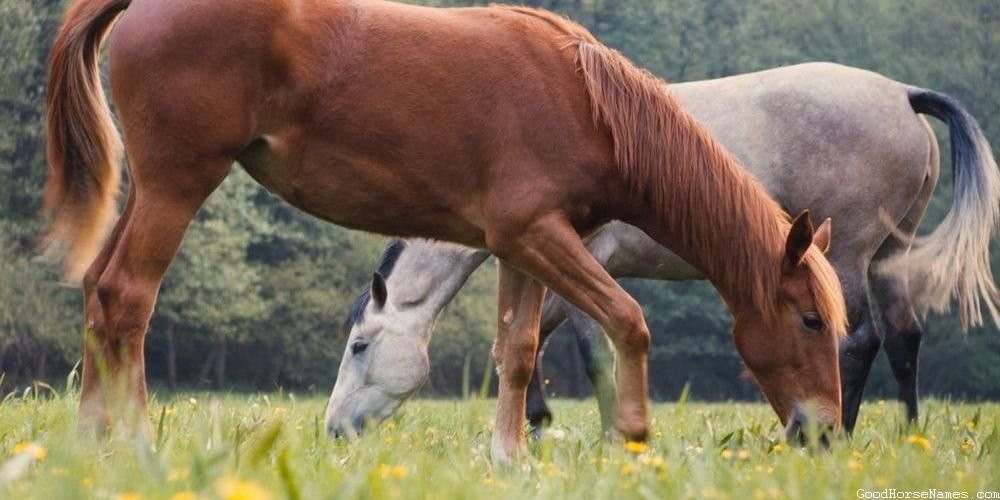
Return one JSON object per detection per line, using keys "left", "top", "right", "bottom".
{"left": 880, "top": 86, "right": 1000, "bottom": 329}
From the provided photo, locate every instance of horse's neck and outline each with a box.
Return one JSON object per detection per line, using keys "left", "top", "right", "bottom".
{"left": 387, "top": 241, "right": 490, "bottom": 338}
{"left": 675, "top": 177, "right": 785, "bottom": 312}
{"left": 642, "top": 126, "right": 788, "bottom": 313}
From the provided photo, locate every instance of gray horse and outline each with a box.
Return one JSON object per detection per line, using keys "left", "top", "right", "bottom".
{"left": 325, "top": 62, "right": 999, "bottom": 436}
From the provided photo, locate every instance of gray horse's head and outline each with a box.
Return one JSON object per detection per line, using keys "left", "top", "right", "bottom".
{"left": 325, "top": 242, "right": 431, "bottom": 437}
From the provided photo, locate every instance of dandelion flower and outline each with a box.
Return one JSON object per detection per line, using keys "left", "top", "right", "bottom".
{"left": 959, "top": 438, "right": 975, "bottom": 454}
{"left": 115, "top": 493, "right": 142, "bottom": 500}
{"left": 216, "top": 477, "right": 272, "bottom": 500}
{"left": 12, "top": 442, "right": 46, "bottom": 460}
{"left": 720, "top": 449, "right": 734, "bottom": 459}
{"left": 906, "top": 434, "right": 932, "bottom": 452}
{"left": 624, "top": 441, "right": 646, "bottom": 454}
{"left": 171, "top": 492, "right": 197, "bottom": 500}
{"left": 391, "top": 465, "right": 408, "bottom": 479}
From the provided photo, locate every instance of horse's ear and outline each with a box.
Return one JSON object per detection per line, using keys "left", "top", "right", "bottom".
{"left": 785, "top": 210, "right": 814, "bottom": 267}
{"left": 813, "top": 217, "right": 832, "bottom": 254}
{"left": 372, "top": 272, "right": 388, "bottom": 308}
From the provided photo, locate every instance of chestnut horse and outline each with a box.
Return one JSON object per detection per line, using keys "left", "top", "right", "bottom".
{"left": 44, "top": 0, "right": 846, "bottom": 461}
{"left": 325, "top": 63, "right": 1000, "bottom": 438}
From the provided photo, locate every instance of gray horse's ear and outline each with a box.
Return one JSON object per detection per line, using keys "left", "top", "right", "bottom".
{"left": 372, "top": 272, "right": 388, "bottom": 308}
{"left": 813, "top": 217, "right": 832, "bottom": 254}
{"left": 785, "top": 210, "right": 814, "bottom": 267}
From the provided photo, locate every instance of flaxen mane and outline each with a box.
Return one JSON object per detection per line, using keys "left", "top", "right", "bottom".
{"left": 504, "top": 6, "right": 847, "bottom": 335}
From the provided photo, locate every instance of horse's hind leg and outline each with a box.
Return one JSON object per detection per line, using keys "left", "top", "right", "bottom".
{"left": 871, "top": 171, "right": 937, "bottom": 424}
{"left": 81, "top": 148, "right": 231, "bottom": 432}
{"left": 79, "top": 188, "right": 136, "bottom": 431}
{"left": 492, "top": 261, "right": 547, "bottom": 463}
{"left": 871, "top": 261, "right": 923, "bottom": 423}
{"left": 488, "top": 216, "right": 650, "bottom": 445}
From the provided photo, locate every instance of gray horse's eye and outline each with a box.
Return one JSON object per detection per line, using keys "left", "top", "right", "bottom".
{"left": 801, "top": 313, "right": 824, "bottom": 332}
{"left": 351, "top": 341, "right": 369, "bottom": 355}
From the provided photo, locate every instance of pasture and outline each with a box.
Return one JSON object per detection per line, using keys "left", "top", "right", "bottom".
{"left": 1, "top": 389, "right": 996, "bottom": 499}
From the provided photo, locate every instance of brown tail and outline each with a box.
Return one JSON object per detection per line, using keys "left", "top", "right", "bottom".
{"left": 44, "top": 0, "right": 131, "bottom": 281}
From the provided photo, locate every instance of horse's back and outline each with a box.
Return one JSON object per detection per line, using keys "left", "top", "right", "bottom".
{"left": 673, "top": 63, "right": 937, "bottom": 262}
{"left": 108, "top": 0, "right": 622, "bottom": 245}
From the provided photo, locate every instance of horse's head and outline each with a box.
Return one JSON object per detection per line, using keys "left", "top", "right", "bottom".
{"left": 325, "top": 272, "right": 430, "bottom": 437}
{"left": 731, "top": 211, "right": 846, "bottom": 444}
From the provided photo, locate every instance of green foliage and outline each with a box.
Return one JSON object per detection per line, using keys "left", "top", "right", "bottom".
{"left": 0, "top": 0, "right": 998, "bottom": 402}
{"left": 0, "top": 395, "right": 997, "bottom": 498}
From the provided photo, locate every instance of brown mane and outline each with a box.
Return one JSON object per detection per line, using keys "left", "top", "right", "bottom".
{"left": 503, "top": 6, "right": 847, "bottom": 335}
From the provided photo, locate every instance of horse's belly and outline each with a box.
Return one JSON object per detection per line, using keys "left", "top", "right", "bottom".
{"left": 598, "top": 222, "right": 704, "bottom": 280}
{"left": 236, "top": 135, "right": 487, "bottom": 246}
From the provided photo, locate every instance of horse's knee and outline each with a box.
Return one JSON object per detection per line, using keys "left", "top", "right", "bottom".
{"left": 606, "top": 298, "right": 649, "bottom": 355}
{"left": 95, "top": 274, "right": 154, "bottom": 341}
{"left": 493, "top": 337, "right": 537, "bottom": 387}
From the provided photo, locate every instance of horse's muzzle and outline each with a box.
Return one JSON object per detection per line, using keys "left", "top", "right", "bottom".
{"left": 785, "top": 408, "right": 835, "bottom": 448}
{"left": 327, "top": 414, "right": 367, "bottom": 439}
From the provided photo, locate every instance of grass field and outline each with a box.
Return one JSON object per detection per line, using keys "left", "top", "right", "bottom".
{"left": 0, "top": 389, "right": 997, "bottom": 499}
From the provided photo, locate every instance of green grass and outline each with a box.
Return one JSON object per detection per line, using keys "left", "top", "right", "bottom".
{"left": 0, "top": 390, "right": 997, "bottom": 499}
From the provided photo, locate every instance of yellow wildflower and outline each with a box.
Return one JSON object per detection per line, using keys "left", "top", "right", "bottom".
{"left": 848, "top": 459, "right": 863, "bottom": 472}
{"left": 959, "top": 438, "right": 975, "bottom": 454}
{"left": 737, "top": 449, "right": 750, "bottom": 460}
{"left": 906, "top": 434, "right": 932, "bottom": 452}
{"left": 966, "top": 420, "right": 976, "bottom": 430}
{"left": 624, "top": 441, "right": 646, "bottom": 454}
{"left": 720, "top": 449, "right": 734, "bottom": 459}
{"left": 378, "top": 464, "right": 408, "bottom": 479}
{"left": 171, "top": 492, "right": 197, "bottom": 500}
{"left": 12, "top": 442, "right": 46, "bottom": 460}
{"left": 391, "top": 465, "right": 408, "bottom": 479}
{"left": 116, "top": 493, "right": 142, "bottom": 500}
{"left": 216, "top": 477, "right": 272, "bottom": 500}
{"left": 82, "top": 477, "right": 93, "bottom": 488}
{"left": 772, "top": 443, "right": 785, "bottom": 454}
{"left": 620, "top": 463, "right": 636, "bottom": 476}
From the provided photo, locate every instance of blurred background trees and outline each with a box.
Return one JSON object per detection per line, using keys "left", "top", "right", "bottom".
{"left": 1, "top": 0, "right": 998, "bottom": 402}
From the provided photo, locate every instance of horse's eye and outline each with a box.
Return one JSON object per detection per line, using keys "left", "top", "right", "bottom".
{"left": 801, "top": 313, "right": 824, "bottom": 332}
{"left": 351, "top": 341, "right": 369, "bottom": 355}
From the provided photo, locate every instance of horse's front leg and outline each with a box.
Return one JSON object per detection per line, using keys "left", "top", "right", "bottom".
{"left": 491, "top": 261, "right": 547, "bottom": 464}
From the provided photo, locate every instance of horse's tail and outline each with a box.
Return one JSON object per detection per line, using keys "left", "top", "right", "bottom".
{"left": 43, "top": 0, "right": 131, "bottom": 282}
{"left": 879, "top": 86, "right": 1000, "bottom": 329}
